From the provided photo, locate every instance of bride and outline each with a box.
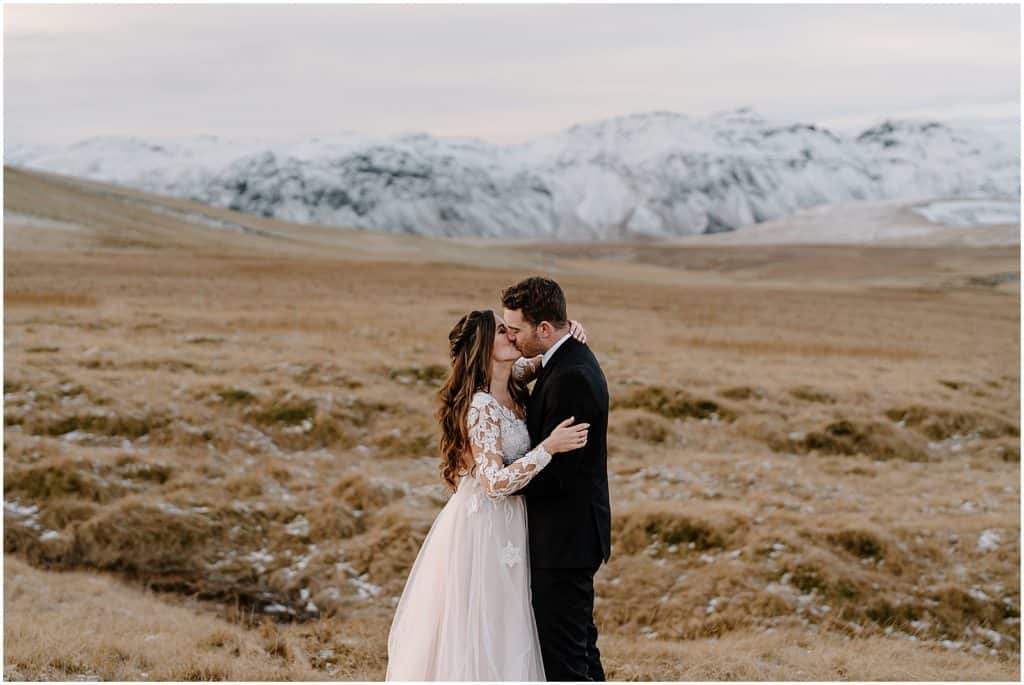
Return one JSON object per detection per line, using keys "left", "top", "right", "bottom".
{"left": 385, "top": 309, "right": 589, "bottom": 681}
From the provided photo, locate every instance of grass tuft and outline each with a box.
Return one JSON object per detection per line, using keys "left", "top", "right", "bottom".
{"left": 614, "top": 385, "right": 737, "bottom": 422}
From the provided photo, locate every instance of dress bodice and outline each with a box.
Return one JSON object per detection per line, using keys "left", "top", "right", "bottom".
{"left": 457, "top": 391, "right": 551, "bottom": 497}
{"left": 489, "top": 401, "right": 533, "bottom": 466}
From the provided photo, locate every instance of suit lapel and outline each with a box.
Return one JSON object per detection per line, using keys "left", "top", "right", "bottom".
{"left": 527, "top": 336, "right": 578, "bottom": 440}
{"left": 532, "top": 337, "right": 568, "bottom": 395}
{"left": 528, "top": 364, "right": 545, "bottom": 436}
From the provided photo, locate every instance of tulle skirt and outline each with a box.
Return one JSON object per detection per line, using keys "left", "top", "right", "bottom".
{"left": 386, "top": 475, "right": 546, "bottom": 681}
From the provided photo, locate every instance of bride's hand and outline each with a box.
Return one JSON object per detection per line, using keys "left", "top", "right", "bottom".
{"left": 569, "top": 319, "right": 587, "bottom": 344}
{"left": 541, "top": 417, "right": 589, "bottom": 455}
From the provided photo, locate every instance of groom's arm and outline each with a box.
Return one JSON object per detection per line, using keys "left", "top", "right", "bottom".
{"left": 511, "top": 367, "right": 599, "bottom": 498}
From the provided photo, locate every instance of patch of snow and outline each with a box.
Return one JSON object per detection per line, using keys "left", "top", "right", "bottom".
{"left": 349, "top": 574, "right": 381, "bottom": 600}
{"left": 912, "top": 199, "right": 1020, "bottom": 226}
{"left": 263, "top": 603, "right": 295, "bottom": 615}
{"left": 977, "top": 529, "right": 1001, "bottom": 552}
{"left": 975, "top": 627, "right": 1003, "bottom": 645}
{"left": 968, "top": 586, "right": 991, "bottom": 601}
{"left": 245, "top": 548, "right": 275, "bottom": 573}
{"left": 4, "top": 500, "right": 43, "bottom": 530}
{"left": 285, "top": 515, "right": 310, "bottom": 537}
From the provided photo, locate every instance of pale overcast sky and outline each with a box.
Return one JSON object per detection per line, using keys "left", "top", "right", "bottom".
{"left": 3, "top": 2, "right": 1020, "bottom": 146}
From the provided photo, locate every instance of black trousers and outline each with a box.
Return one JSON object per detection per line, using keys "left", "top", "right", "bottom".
{"left": 530, "top": 565, "right": 605, "bottom": 682}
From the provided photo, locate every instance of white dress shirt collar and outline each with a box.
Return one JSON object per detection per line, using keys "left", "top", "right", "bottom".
{"left": 541, "top": 330, "right": 572, "bottom": 368}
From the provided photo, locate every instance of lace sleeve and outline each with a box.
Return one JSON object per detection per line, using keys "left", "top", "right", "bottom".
{"left": 467, "top": 393, "right": 552, "bottom": 500}
{"left": 512, "top": 356, "right": 542, "bottom": 382}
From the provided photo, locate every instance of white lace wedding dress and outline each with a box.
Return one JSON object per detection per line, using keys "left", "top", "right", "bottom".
{"left": 386, "top": 362, "right": 551, "bottom": 681}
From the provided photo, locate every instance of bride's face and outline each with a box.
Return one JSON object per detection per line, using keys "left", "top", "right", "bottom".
{"left": 492, "top": 313, "right": 521, "bottom": 363}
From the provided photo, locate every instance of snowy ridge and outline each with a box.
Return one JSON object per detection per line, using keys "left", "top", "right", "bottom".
{"left": 5, "top": 108, "right": 1019, "bottom": 240}
{"left": 670, "top": 197, "right": 1019, "bottom": 247}
{"left": 910, "top": 199, "right": 1020, "bottom": 227}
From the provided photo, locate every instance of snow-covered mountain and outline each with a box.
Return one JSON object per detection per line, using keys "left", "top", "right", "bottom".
{"left": 5, "top": 108, "right": 1019, "bottom": 240}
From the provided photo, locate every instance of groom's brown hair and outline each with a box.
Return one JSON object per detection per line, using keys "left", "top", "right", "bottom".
{"left": 501, "top": 276, "right": 568, "bottom": 327}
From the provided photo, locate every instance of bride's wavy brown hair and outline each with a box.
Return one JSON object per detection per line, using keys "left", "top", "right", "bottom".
{"left": 437, "top": 310, "right": 530, "bottom": 492}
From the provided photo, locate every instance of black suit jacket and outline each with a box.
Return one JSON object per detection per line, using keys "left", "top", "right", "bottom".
{"left": 512, "top": 336, "right": 611, "bottom": 569}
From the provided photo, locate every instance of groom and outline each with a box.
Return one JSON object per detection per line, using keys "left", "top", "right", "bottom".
{"left": 502, "top": 276, "right": 611, "bottom": 682}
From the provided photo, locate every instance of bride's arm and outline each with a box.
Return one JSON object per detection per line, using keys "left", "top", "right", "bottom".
{"left": 468, "top": 395, "right": 552, "bottom": 500}
{"left": 512, "top": 356, "right": 543, "bottom": 383}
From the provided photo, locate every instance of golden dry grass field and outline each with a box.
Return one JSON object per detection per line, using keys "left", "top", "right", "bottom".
{"left": 3, "top": 165, "right": 1020, "bottom": 680}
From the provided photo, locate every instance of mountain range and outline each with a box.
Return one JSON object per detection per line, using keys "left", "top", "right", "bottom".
{"left": 5, "top": 107, "right": 1019, "bottom": 240}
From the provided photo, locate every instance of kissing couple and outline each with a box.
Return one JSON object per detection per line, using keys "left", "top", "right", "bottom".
{"left": 386, "top": 276, "right": 612, "bottom": 681}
